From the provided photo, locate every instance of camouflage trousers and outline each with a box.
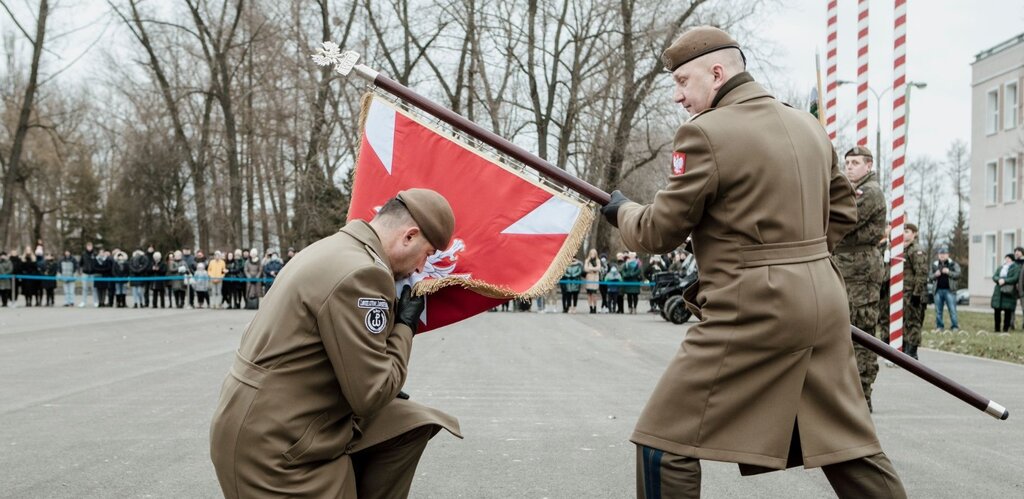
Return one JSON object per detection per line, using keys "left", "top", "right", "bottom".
{"left": 851, "top": 302, "right": 880, "bottom": 402}
{"left": 904, "top": 298, "right": 926, "bottom": 348}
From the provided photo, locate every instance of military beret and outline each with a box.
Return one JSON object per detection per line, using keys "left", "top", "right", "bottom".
{"left": 662, "top": 26, "right": 743, "bottom": 72}
{"left": 396, "top": 188, "right": 455, "bottom": 251}
{"left": 845, "top": 145, "right": 873, "bottom": 159}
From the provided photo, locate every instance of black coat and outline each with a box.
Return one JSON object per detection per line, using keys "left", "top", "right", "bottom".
{"left": 113, "top": 260, "right": 130, "bottom": 290}
{"left": 41, "top": 260, "right": 58, "bottom": 290}
{"left": 93, "top": 257, "right": 113, "bottom": 290}
{"left": 80, "top": 250, "right": 96, "bottom": 274}
{"left": 18, "top": 257, "right": 39, "bottom": 293}
{"left": 151, "top": 261, "right": 168, "bottom": 290}
{"left": 129, "top": 254, "right": 151, "bottom": 276}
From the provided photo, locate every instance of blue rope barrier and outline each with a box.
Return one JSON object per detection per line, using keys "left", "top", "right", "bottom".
{"left": 0, "top": 274, "right": 276, "bottom": 283}
{"left": 0, "top": 276, "right": 661, "bottom": 286}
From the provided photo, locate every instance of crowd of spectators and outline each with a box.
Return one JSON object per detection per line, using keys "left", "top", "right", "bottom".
{"left": 0, "top": 240, "right": 295, "bottom": 310}
{"left": 512, "top": 249, "right": 689, "bottom": 315}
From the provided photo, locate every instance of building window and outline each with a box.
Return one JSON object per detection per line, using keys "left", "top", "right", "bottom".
{"left": 985, "top": 233, "right": 997, "bottom": 276}
{"left": 986, "top": 161, "right": 998, "bottom": 204}
{"left": 1006, "top": 81, "right": 1019, "bottom": 130}
{"left": 987, "top": 88, "right": 1000, "bottom": 134}
{"left": 1005, "top": 156, "right": 1018, "bottom": 203}
{"left": 1004, "top": 231, "right": 1017, "bottom": 256}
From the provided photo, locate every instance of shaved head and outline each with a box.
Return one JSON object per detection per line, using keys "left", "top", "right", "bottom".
{"left": 671, "top": 48, "right": 747, "bottom": 116}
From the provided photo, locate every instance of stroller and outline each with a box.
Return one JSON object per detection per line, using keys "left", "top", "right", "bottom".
{"left": 651, "top": 254, "right": 699, "bottom": 324}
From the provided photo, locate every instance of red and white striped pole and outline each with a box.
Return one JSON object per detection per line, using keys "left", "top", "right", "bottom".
{"left": 889, "top": 0, "right": 908, "bottom": 352}
{"left": 856, "top": 0, "right": 870, "bottom": 146}
{"left": 825, "top": 0, "right": 839, "bottom": 141}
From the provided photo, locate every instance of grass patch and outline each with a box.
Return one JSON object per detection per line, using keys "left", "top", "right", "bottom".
{"left": 921, "top": 308, "right": 1024, "bottom": 365}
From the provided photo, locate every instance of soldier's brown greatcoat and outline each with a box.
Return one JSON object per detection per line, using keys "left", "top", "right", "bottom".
{"left": 616, "top": 76, "right": 881, "bottom": 471}
{"left": 210, "top": 220, "right": 459, "bottom": 498}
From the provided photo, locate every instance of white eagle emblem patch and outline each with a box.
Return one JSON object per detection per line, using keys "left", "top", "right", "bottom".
{"left": 671, "top": 152, "right": 686, "bottom": 176}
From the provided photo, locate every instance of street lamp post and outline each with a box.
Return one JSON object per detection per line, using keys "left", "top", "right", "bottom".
{"left": 903, "top": 81, "right": 928, "bottom": 158}
{"left": 837, "top": 80, "right": 925, "bottom": 188}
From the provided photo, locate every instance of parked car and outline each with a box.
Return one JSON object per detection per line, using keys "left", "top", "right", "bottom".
{"left": 956, "top": 289, "right": 970, "bottom": 305}
{"left": 925, "top": 282, "right": 972, "bottom": 306}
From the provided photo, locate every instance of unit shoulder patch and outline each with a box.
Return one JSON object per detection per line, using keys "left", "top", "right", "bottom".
{"left": 357, "top": 297, "right": 389, "bottom": 334}
{"left": 364, "top": 308, "right": 387, "bottom": 334}
{"left": 357, "top": 298, "right": 389, "bottom": 310}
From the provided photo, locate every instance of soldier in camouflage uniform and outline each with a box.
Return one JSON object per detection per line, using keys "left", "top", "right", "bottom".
{"left": 902, "top": 223, "right": 929, "bottom": 359}
{"left": 833, "top": 146, "right": 887, "bottom": 411}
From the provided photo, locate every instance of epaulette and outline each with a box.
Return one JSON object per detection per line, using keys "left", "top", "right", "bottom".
{"left": 364, "top": 245, "right": 389, "bottom": 270}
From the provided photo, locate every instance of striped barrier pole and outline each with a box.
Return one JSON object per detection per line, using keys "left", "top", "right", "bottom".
{"left": 888, "top": 0, "right": 908, "bottom": 352}
{"left": 825, "top": 0, "right": 839, "bottom": 141}
{"left": 856, "top": 0, "right": 870, "bottom": 146}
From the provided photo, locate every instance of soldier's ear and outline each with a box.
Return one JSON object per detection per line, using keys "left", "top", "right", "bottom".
{"left": 403, "top": 226, "right": 422, "bottom": 244}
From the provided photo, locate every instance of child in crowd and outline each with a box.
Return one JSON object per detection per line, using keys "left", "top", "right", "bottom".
{"left": 193, "top": 262, "right": 211, "bottom": 309}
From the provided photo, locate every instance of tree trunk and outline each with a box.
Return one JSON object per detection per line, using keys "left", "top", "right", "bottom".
{"left": 0, "top": 0, "right": 49, "bottom": 248}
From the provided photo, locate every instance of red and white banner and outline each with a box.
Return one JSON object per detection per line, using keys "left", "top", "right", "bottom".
{"left": 348, "top": 93, "right": 594, "bottom": 332}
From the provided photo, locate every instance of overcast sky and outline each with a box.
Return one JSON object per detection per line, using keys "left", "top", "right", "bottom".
{"left": 4, "top": 0, "right": 1024, "bottom": 167}
{"left": 761, "top": 0, "right": 1024, "bottom": 164}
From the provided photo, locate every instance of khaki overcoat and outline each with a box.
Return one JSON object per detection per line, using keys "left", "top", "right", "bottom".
{"left": 210, "top": 221, "right": 459, "bottom": 498}
{"left": 617, "top": 75, "right": 880, "bottom": 471}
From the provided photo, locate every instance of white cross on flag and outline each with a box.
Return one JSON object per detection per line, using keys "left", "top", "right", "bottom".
{"left": 348, "top": 94, "right": 594, "bottom": 332}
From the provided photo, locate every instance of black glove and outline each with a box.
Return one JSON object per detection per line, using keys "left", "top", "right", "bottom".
{"left": 397, "top": 390, "right": 410, "bottom": 400}
{"left": 396, "top": 285, "right": 425, "bottom": 334}
{"left": 910, "top": 295, "right": 921, "bottom": 307}
{"left": 601, "top": 190, "right": 631, "bottom": 228}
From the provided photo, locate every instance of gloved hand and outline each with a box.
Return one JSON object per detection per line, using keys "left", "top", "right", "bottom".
{"left": 601, "top": 190, "right": 631, "bottom": 228}
{"left": 910, "top": 295, "right": 921, "bottom": 307}
{"left": 396, "top": 285, "right": 425, "bottom": 334}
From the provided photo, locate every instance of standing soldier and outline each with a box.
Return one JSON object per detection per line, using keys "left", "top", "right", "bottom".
{"left": 833, "top": 146, "right": 887, "bottom": 412}
{"left": 902, "top": 223, "right": 929, "bottom": 359}
{"left": 602, "top": 26, "right": 906, "bottom": 498}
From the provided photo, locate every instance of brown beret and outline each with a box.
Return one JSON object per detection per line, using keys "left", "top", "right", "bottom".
{"left": 845, "top": 145, "right": 873, "bottom": 159}
{"left": 662, "top": 26, "right": 743, "bottom": 72}
{"left": 396, "top": 188, "right": 455, "bottom": 251}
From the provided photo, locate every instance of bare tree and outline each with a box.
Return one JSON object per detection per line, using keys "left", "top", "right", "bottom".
{"left": 0, "top": 0, "right": 49, "bottom": 248}
{"left": 184, "top": 0, "right": 249, "bottom": 247}
{"left": 112, "top": 0, "right": 218, "bottom": 251}
{"left": 945, "top": 139, "right": 970, "bottom": 281}
{"left": 907, "top": 156, "right": 948, "bottom": 258}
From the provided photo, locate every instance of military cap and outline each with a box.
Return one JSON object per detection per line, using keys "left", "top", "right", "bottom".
{"left": 905, "top": 223, "right": 919, "bottom": 233}
{"left": 662, "top": 26, "right": 743, "bottom": 72}
{"left": 937, "top": 246, "right": 950, "bottom": 254}
{"left": 845, "top": 145, "right": 873, "bottom": 159}
{"left": 396, "top": 188, "right": 455, "bottom": 251}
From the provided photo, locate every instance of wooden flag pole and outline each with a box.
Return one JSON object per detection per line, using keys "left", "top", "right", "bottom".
{"left": 316, "top": 47, "right": 1008, "bottom": 421}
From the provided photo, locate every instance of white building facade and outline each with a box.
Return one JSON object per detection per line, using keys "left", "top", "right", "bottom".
{"left": 969, "top": 33, "right": 1024, "bottom": 304}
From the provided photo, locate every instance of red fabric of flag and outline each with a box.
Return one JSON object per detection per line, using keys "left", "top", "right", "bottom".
{"left": 347, "top": 94, "right": 593, "bottom": 332}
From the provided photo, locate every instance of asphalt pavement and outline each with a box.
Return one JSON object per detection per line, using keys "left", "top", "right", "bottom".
{"left": 0, "top": 307, "right": 1021, "bottom": 498}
